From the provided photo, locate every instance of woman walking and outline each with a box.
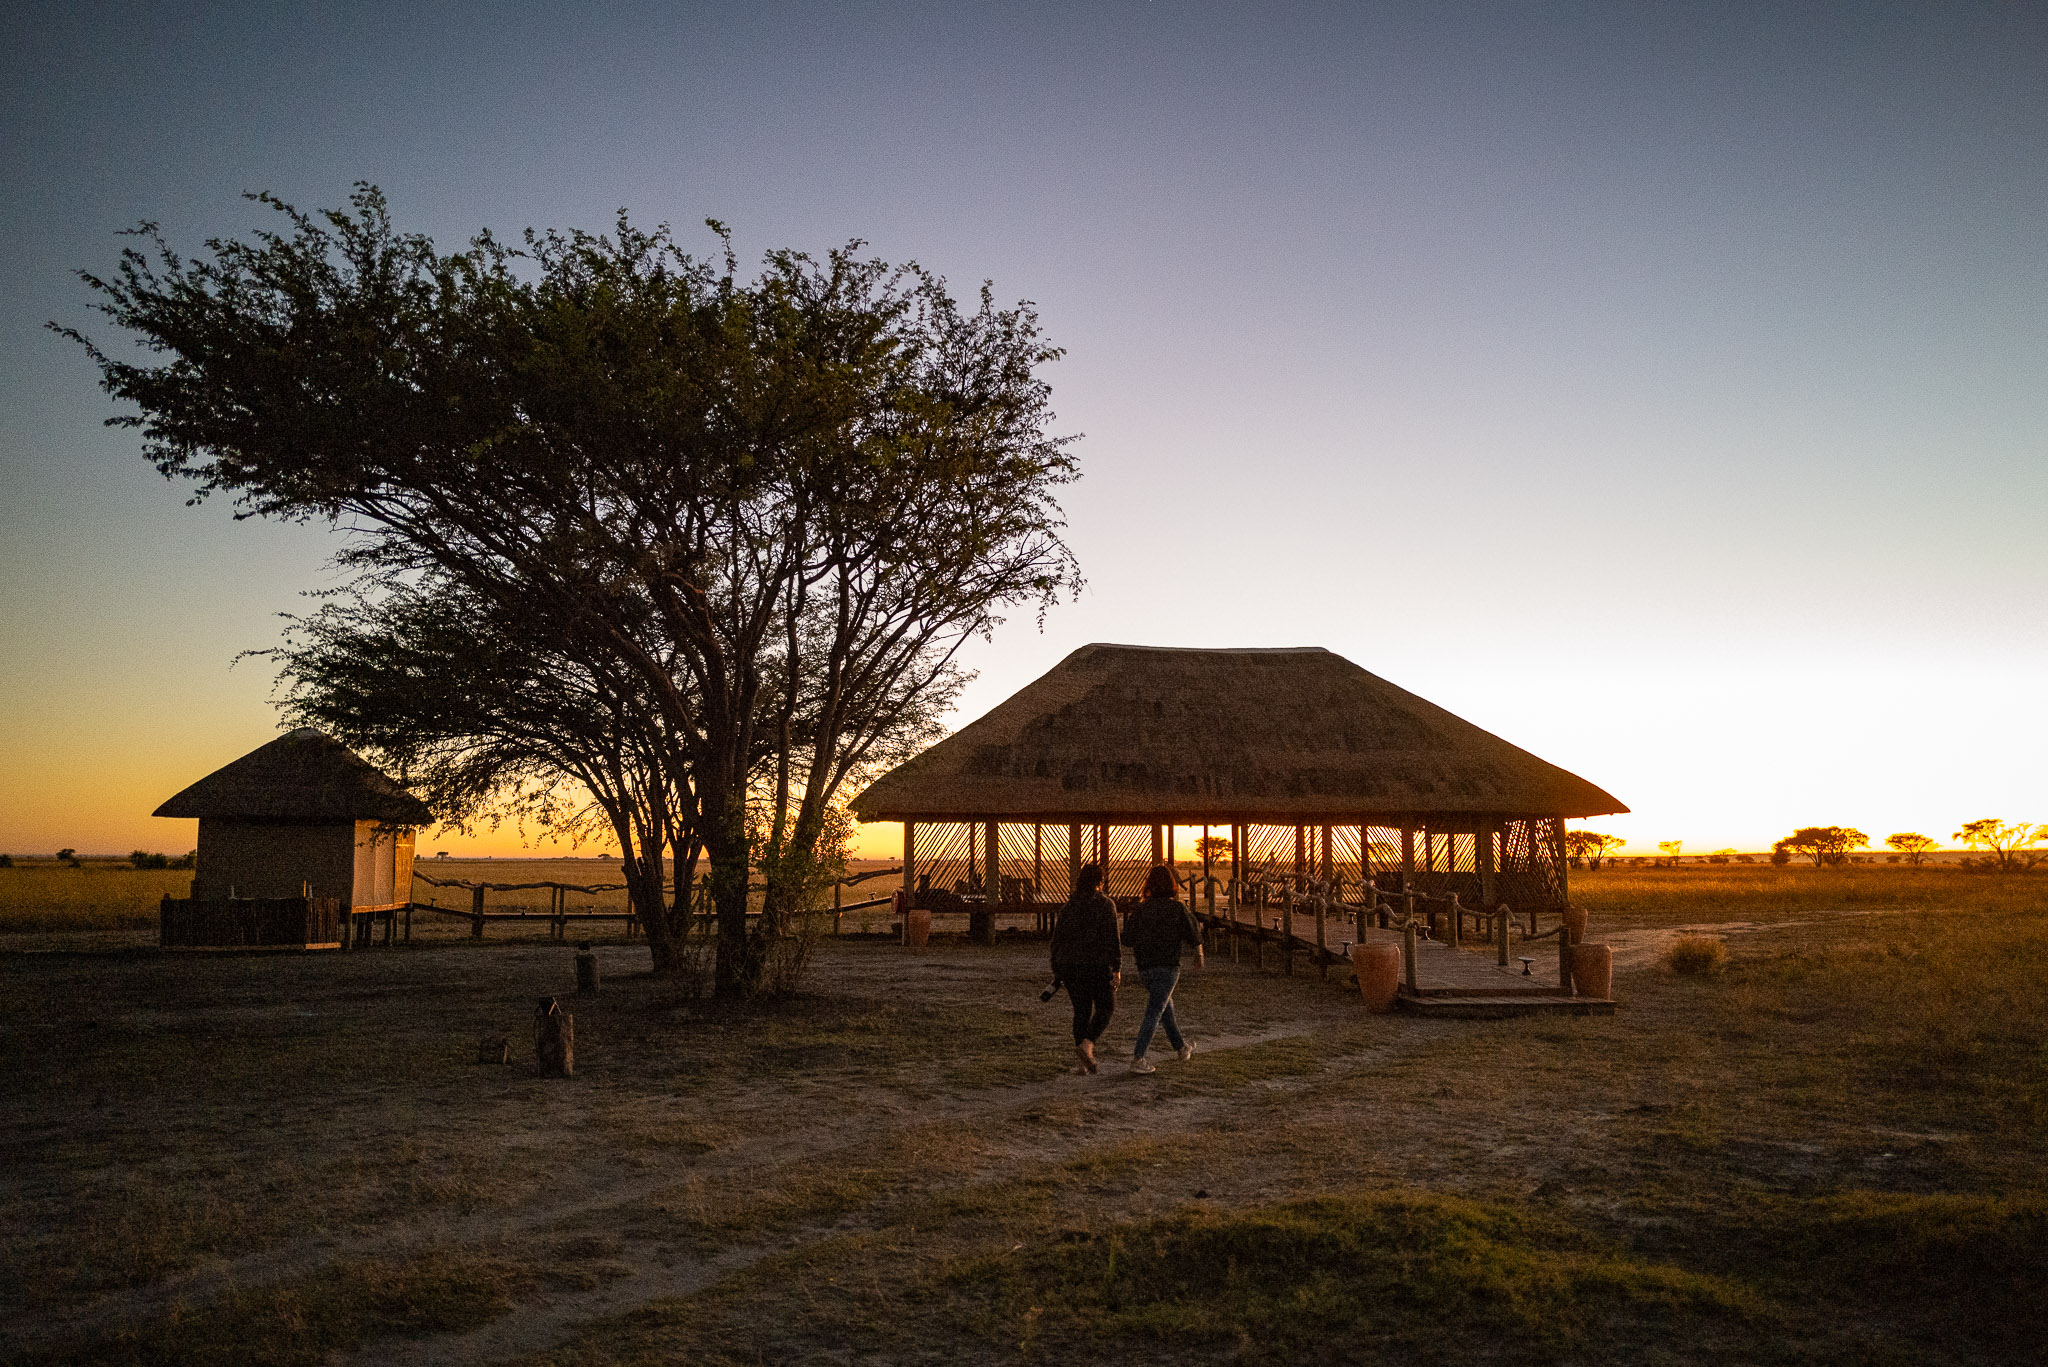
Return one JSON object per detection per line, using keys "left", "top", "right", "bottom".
{"left": 1049, "top": 863, "right": 1121, "bottom": 1074}
{"left": 1122, "top": 864, "right": 1203, "bottom": 1074}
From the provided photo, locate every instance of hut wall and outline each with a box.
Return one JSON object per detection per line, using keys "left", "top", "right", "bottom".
{"left": 351, "top": 821, "right": 414, "bottom": 909}
{"left": 193, "top": 819, "right": 356, "bottom": 905}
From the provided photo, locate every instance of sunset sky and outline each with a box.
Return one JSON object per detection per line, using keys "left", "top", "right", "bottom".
{"left": 2, "top": 1, "right": 2042, "bottom": 861}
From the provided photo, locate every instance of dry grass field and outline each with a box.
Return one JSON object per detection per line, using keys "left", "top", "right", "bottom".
{"left": 1, "top": 864, "right": 2044, "bottom": 1365}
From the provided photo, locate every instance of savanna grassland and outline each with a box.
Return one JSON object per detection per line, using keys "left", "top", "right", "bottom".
{"left": 1, "top": 863, "right": 2044, "bottom": 1365}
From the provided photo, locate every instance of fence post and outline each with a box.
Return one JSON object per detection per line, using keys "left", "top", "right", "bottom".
{"left": 1402, "top": 918, "right": 1418, "bottom": 994}
{"left": 471, "top": 884, "right": 486, "bottom": 939}
{"left": 1560, "top": 932, "right": 1576, "bottom": 996}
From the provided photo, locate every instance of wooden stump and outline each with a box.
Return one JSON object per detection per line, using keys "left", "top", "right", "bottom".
{"left": 535, "top": 997, "right": 574, "bottom": 1077}
{"left": 575, "top": 945, "right": 599, "bottom": 995}
{"left": 904, "top": 906, "right": 932, "bottom": 949}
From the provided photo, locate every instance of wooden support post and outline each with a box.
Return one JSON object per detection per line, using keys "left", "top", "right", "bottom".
{"left": 1315, "top": 895, "right": 1328, "bottom": 979}
{"left": 1294, "top": 824, "right": 1306, "bottom": 891}
{"left": 403, "top": 899, "right": 412, "bottom": 943}
{"left": 982, "top": 819, "right": 1000, "bottom": 945}
{"left": 1478, "top": 823, "right": 1496, "bottom": 906}
{"left": 1167, "top": 824, "right": 1175, "bottom": 868}
{"left": 1401, "top": 826, "right": 1415, "bottom": 880}
{"left": 1551, "top": 816, "right": 1571, "bottom": 908}
{"left": 1152, "top": 824, "right": 1164, "bottom": 867}
{"left": 1320, "top": 825, "right": 1333, "bottom": 887}
{"left": 1402, "top": 918, "right": 1418, "bottom": 993}
{"left": 1033, "top": 823, "right": 1043, "bottom": 929}
{"left": 1282, "top": 889, "right": 1295, "bottom": 976}
{"left": 902, "top": 820, "right": 917, "bottom": 945}
{"left": 833, "top": 877, "right": 842, "bottom": 936}
{"left": 1068, "top": 822, "right": 1082, "bottom": 899}
{"left": 1560, "top": 931, "right": 1576, "bottom": 996}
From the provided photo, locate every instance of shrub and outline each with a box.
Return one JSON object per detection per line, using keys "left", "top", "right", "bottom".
{"left": 170, "top": 849, "right": 197, "bottom": 869}
{"left": 55, "top": 848, "right": 80, "bottom": 867}
{"left": 130, "top": 850, "right": 171, "bottom": 870}
{"left": 0, "top": 853, "right": 11, "bottom": 868}
{"left": 1666, "top": 935, "right": 1728, "bottom": 976}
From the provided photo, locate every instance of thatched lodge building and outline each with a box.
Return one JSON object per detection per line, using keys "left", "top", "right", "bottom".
{"left": 154, "top": 728, "right": 431, "bottom": 946}
{"left": 851, "top": 644, "right": 1624, "bottom": 923}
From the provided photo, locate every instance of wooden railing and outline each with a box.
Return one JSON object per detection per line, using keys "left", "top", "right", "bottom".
{"left": 1178, "top": 871, "right": 1580, "bottom": 995}
{"left": 409, "top": 867, "right": 903, "bottom": 941}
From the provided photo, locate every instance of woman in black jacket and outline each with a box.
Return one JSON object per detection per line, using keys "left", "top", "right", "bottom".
{"left": 1121, "top": 864, "right": 1203, "bottom": 1074}
{"left": 1049, "top": 863, "right": 1121, "bottom": 1073}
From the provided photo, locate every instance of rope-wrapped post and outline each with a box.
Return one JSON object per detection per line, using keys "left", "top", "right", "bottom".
{"left": 1496, "top": 902, "right": 1511, "bottom": 966}
{"left": 1402, "top": 918, "right": 1418, "bottom": 993}
{"left": 1448, "top": 892, "right": 1463, "bottom": 948}
{"left": 1559, "top": 930, "right": 1576, "bottom": 996}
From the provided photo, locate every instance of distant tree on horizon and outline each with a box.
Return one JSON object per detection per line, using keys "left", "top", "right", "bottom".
{"left": 1564, "top": 831, "right": 1625, "bottom": 869}
{"left": 1885, "top": 832, "right": 1937, "bottom": 866}
{"left": 1193, "top": 835, "right": 1233, "bottom": 867}
{"left": 1773, "top": 826, "right": 1869, "bottom": 867}
{"left": 1656, "top": 840, "right": 1683, "bottom": 865}
{"left": 1952, "top": 819, "right": 2046, "bottom": 873}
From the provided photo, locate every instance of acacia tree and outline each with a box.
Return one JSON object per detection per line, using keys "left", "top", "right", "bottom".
{"left": 1885, "top": 832, "right": 1937, "bottom": 867}
{"left": 1563, "top": 831, "right": 1625, "bottom": 869}
{"left": 64, "top": 186, "right": 1078, "bottom": 995}
{"left": 1773, "top": 826, "right": 1869, "bottom": 867}
{"left": 1953, "top": 819, "right": 2046, "bottom": 873}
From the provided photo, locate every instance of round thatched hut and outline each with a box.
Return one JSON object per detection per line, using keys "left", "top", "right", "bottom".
{"left": 850, "top": 644, "right": 1625, "bottom": 929}
{"left": 154, "top": 728, "right": 432, "bottom": 946}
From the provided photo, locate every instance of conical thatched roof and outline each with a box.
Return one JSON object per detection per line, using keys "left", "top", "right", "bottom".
{"left": 154, "top": 728, "right": 434, "bottom": 825}
{"left": 851, "top": 644, "right": 1624, "bottom": 824}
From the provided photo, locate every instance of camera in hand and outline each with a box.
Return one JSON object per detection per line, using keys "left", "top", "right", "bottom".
{"left": 1039, "top": 978, "right": 1061, "bottom": 1002}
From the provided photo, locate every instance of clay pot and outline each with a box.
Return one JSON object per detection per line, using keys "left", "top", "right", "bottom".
{"left": 904, "top": 906, "right": 932, "bottom": 949}
{"left": 1571, "top": 942, "right": 1613, "bottom": 999}
{"left": 1352, "top": 942, "right": 1402, "bottom": 1014}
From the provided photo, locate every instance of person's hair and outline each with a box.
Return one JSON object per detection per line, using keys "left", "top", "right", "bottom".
{"left": 1144, "top": 864, "right": 1176, "bottom": 900}
{"left": 1070, "top": 863, "right": 1103, "bottom": 899}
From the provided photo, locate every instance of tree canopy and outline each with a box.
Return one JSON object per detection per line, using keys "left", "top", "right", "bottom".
{"left": 65, "top": 186, "right": 1081, "bottom": 995}
{"left": 1952, "top": 819, "right": 2046, "bottom": 873}
{"left": 1772, "top": 826, "right": 1869, "bottom": 867}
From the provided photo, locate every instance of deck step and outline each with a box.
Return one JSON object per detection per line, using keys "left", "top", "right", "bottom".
{"left": 1396, "top": 993, "right": 1614, "bottom": 1018}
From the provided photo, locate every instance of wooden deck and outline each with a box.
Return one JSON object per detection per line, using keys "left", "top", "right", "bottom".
{"left": 1194, "top": 906, "right": 1615, "bottom": 1017}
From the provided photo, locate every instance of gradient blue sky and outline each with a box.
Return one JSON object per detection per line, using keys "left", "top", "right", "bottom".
{"left": 3, "top": 1, "right": 2043, "bottom": 858}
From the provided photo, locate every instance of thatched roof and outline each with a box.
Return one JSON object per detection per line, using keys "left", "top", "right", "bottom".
{"left": 851, "top": 645, "right": 1625, "bottom": 825}
{"left": 154, "top": 728, "right": 434, "bottom": 825}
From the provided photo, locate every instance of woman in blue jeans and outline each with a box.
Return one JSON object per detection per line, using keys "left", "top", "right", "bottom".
{"left": 1120, "top": 864, "right": 1203, "bottom": 1074}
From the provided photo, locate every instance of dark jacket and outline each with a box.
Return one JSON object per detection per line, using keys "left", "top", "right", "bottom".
{"left": 1050, "top": 891, "right": 1121, "bottom": 972}
{"left": 1122, "top": 896, "right": 1201, "bottom": 970}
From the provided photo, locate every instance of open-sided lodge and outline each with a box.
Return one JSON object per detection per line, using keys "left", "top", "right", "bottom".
{"left": 153, "top": 728, "right": 432, "bottom": 948}
{"left": 850, "top": 644, "right": 1627, "bottom": 940}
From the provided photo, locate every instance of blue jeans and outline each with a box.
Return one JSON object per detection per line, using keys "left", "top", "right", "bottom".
{"left": 1133, "top": 964, "right": 1184, "bottom": 1057}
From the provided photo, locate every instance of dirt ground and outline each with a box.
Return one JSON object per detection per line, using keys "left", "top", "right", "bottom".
{"left": 3, "top": 887, "right": 2045, "bottom": 1365}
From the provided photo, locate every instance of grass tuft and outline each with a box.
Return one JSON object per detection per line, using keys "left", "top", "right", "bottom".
{"left": 1667, "top": 935, "right": 1729, "bottom": 975}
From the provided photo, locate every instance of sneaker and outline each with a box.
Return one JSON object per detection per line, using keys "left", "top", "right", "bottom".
{"left": 1176, "top": 1040, "right": 1197, "bottom": 1062}
{"left": 1129, "top": 1056, "right": 1156, "bottom": 1074}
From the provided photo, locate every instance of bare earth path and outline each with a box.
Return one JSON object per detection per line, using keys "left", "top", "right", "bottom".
{"left": 3, "top": 894, "right": 2044, "bottom": 1366}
